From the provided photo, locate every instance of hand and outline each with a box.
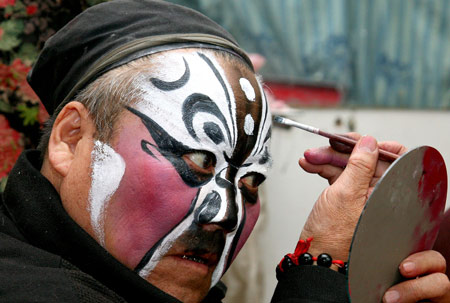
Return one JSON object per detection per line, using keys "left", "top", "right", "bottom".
{"left": 383, "top": 250, "right": 450, "bottom": 303}
{"left": 299, "top": 133, "right": 407, "bottom": 187}
{"left": 299, "top": 135, "right": 406, "bottom": 261}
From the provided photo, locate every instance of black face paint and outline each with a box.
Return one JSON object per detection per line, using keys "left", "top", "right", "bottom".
{"left": 182, "top": 93, "right": 231, "bottom": 144}
{"left": 150, "top": 57, "right": 190, "bottom": 91}
{"left": 127, "top": 106, "right": 213, "bottom": 187}
{"left": 127, "top": 51, "right": 271, "bottom": 283}
{"left": 215, "top": 171, "right": 234, "bottom": 189}
{"left": 225, "top": 207, "right": 246, "bottom": 270}
{"left": 197, "top": 52, "right": 236, "bottom": 143}
{"left": 194, "top": 190, "right": 238, "bottom": 232}
{"left": 258, "top": 147, "right": 271, "bottom": 165}
{"left": 194, "top": 191, "right": 221, "bottom": 224}
{"left": 203, "top": 122, "right": 225, "bottom": 145}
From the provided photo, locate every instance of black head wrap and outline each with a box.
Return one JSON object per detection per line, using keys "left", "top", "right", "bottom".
{"left": 27, "top": 0, "right": 253, "bottom": 115}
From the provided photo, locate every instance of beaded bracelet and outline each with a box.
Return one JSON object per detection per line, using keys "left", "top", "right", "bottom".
{"left": 276, "top": 237, "right": 348, "bottom": 279}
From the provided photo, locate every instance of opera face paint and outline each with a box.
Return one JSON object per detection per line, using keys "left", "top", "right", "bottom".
{"left": 90, "top": 50, "right": 272, "bottom": 297}
{"left": 89, "top": 141, "right": 126, "bottom": 246}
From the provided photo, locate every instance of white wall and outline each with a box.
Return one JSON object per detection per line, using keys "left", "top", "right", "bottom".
{"left": 238, "top": 108, "right": 450, "bottom": 302}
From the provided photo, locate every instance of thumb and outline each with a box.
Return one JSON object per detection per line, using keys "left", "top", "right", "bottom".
{"left": 331, "top": 135, "right": 379, "bottom": 202}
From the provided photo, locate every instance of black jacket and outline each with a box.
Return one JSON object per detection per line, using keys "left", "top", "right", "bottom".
{"left": 0, "top": 150, "right": 348, "bottom": 302}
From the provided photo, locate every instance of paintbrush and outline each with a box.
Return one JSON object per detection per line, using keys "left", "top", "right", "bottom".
{"left": 274, "top": 116, "right": 399, "bottom": 162}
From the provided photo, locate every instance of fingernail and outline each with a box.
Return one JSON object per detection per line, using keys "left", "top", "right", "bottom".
{"left": 384, "top": 290, "right": 400, "bottom": 303}
{"left": 401, "top": 261, "right": 415, "bottom": 274}
{"left": 357, "top": 135, "right": 376, "bottom": 153}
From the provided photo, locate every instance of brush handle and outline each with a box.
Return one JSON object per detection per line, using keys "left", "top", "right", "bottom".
{"left": 319, "top": 130, "right": 399, "bottom": 162}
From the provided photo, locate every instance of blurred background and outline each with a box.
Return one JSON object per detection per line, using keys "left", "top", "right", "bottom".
{"left": 1, "top": 0, "right": 449, "bottom": 302}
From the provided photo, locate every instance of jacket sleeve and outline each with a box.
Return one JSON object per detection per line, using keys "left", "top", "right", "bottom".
{"left": 271, "top": 265, "right": 350, "bottom": 303}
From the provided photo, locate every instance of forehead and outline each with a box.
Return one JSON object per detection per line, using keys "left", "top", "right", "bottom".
{"left": 112, "top": 49, "right": 271, "bottom": 173}
{"left": 122, "top": 49, "right": 271, "bottom": 167}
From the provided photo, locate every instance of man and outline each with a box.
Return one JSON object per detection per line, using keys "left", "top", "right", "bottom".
{"left": 0, "top": 1, "right": 448, "bottom": 302}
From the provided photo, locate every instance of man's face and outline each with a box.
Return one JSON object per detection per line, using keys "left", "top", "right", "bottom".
{"left": 76, "top": 50, "right": 271, "bottom": 301}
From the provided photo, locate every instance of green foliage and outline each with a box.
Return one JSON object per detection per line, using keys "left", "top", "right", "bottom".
{"left": 0, "top": 176, "right": 7, "bottom": 193}
{"left": 0, "top": 19, "right": 24, "bottom": 51}
{"left": 0, "top": 100, "right": 13, "bottom": 113}
{"left": 16, "top": 103, "right": 39, "bottom": 126}
{"left": 15, "top": 42, "right": 39, "bottom": 62}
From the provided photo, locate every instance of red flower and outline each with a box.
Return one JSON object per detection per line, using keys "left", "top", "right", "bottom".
{"left": 0, "top": 115, "right": 23, "bottom": 179}
{"left": 0, "top": 59, "right": 30, "bottom": 91}
{"left": 0, "top": 0, "right": 15, "bottom": 8}
{"left": 26, "top": 4, "right": 38, "bottom": 15}
{"left": 0, "top": 62, "right": 14, "bottom": 90}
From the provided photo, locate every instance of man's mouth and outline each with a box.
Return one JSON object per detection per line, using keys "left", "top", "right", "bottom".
{"left": 181, "top": 254, "right": 206, "bottom": 264}
{"left": 180, "top": 254, "right": 209, "bottom": 265}
{"left": 176, "top": 250, "right": 219, "bottom": 267}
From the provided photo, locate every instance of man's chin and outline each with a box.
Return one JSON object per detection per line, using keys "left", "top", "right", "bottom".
{"left": 146, "top": 254, "right": 217, "bottom": 303}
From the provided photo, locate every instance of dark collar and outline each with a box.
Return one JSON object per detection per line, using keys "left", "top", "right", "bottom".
{"left": 2, "top": 150, "right": 181, "bottom": 302}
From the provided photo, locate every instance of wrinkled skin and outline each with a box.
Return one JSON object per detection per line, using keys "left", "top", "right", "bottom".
{"left": 43, "top": 49, "right": 272, "bottom": 303}
{"left": 299, "top": 133, "right": 450, "bottom": 302}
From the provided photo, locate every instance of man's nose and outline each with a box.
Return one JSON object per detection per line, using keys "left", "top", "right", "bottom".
{"left": 194, "top": 189, "right": 238, "bottom": 232}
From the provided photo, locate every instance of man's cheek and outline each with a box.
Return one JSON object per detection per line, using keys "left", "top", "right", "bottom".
{"left": 103, "top": 152, "right": 198, "bottom": 268}
{"left": 230, "top": 200, "right": 260, "bottom": 263}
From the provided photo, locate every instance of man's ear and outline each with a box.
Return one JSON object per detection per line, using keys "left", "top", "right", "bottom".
{"left": 47, "top": 101, "right": 95, "bottom": 177}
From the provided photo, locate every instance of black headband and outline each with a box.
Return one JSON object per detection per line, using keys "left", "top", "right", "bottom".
{"left": 27, "top": 0, "right": 253, "bottom": 116}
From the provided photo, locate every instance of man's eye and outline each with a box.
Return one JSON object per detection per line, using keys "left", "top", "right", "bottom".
{"left": 183, "top": 151, "right": 216, "bottom": 174}
{"left": 240, "top": 173, "right": 266, "bottom": 190}
{"left": 238, "top": 173, "right": 266, "bottom": 204}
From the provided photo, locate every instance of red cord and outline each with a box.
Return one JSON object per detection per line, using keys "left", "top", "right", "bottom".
{"left": 277, "top": 237, "right": 345, "bottom": 272}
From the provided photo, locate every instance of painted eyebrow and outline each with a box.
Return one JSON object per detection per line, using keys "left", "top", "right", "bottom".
{"left": 253, "top": 97, "right": 270, "bottom": 156}
{"left": 150, "top": 57, "right": 190, "bottom": 91}
{"left": 182, "top": 93, "right": 232, "bottom": 146}
{"left": 197, "top": 52, "right": 237, "bottom": 147}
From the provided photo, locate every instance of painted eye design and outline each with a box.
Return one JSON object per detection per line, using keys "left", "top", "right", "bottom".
{"left": 183, "top": 151, "right": 216, "bottom": 175}
{"left": 238, "top": 173, "right": 266, "bottom": 204}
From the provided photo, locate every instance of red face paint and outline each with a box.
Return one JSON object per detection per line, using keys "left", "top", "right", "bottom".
{"left": 88, "top": 50, "right": 272, "bottom": 302}
{"left": 104, "top": 115, "right": 199, "bottom": 268}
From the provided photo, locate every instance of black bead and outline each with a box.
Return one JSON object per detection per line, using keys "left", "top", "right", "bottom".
{"left": 338, "top": 262, "right": 348, "bottom": 275}
{"left": 281, "top": 255, "right": 295, "bottom": 269}
{"left": 317, "top": 253, "right": 332, "bottom": 267}
{"left": 298, "top": 253, "right": 313, "bottom": 265}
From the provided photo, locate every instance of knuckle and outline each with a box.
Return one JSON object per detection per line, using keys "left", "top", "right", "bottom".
{"left": 347, "top": 156, "right": 375, "bottom": 175}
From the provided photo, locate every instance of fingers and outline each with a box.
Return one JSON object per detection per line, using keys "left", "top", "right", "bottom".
{"left": 383, "top": 273, "right": 450, "bottom": 303}
{"left": 329, "top": 132, "right": 361, "bottom": 154}
{"left": 298, "top": 157, "right": 343, "bottom": 184}
{"left": 330, "top": 136, "right": 379, "bottom": 202}
{"left": 303, "top": 146, "right": 348, "bottom": 167}
{"left": 383, "top": 251, "right": 449, "bottom": 303}
{"left": 301, "top": 138, "right": 394, "bottom": 182}
{"left": 399, "top": 250, "right": 447, "bottom": 278}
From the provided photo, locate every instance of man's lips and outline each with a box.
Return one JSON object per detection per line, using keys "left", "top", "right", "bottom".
{"left": 172, "top": 249, "right": 219, "bottom": 267}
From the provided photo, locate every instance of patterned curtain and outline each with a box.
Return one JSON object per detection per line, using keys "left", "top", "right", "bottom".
{"left": 170, "top": 0, "right": 449, "bottom": 109}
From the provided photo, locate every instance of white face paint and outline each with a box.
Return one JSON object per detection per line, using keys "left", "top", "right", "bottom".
{"left": 88, "top": 140, "right": 126, "bottom": 246}
{"left": 239, "top": 78, "right": 255, "bottom": 102}
{"left": 94, "top": 50, "right": 272, "bottom": 295}
{"left": 244, "top": 114, "right": 255, "bottom": 135}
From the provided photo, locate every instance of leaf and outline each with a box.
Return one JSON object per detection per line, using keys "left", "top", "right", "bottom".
{"left": 0, "top": 19, "right": 24, "bottom": 51}
{"left": 16, "top": 103, "right": 38, "bottom": 126}
{"left": 0, "top": 176, "right": 7, "bottom": 193}
{"left": 0, "top": 100, "right": 13, "bottom": 113}
{"left": 15, "top": 42, "right": 38, "bottom": 62}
